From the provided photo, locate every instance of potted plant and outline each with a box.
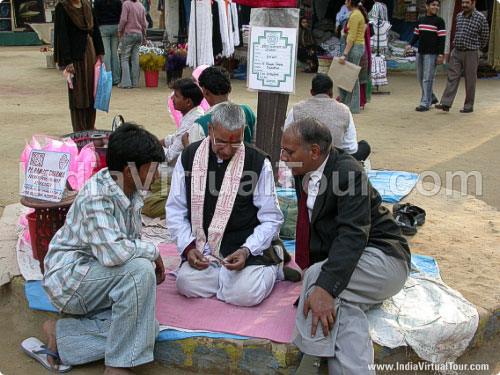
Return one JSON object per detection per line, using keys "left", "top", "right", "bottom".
{"left": 165, "top": 43, "right": 187, "bottom": 88}
{"left": 139, "top": 45, "right": 166, "bottom": 87}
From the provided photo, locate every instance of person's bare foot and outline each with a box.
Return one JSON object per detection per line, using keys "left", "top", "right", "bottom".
{"left": 104, "top": 366, "right": 136, "bottom": 374}
{"left": 42, "top": 320, "right": 59, "bottom": 371}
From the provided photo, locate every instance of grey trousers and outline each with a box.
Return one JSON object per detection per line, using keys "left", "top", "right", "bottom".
{"left": 440, "top": 49, "right": 480, "bottom": 110}
{"left": 292, "top": 246, "right": 409, "bottom": 375}
{"left": 55, "top": 258, "right": 159, "bottom": 368}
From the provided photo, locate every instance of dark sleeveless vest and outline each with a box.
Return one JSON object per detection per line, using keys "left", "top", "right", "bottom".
{"left": 181, "top": 141, "right": 273, "bottom": 265}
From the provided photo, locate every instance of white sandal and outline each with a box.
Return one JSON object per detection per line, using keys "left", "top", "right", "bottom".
{"left": 21, "top": 337, "right": 72, "bottom": 373}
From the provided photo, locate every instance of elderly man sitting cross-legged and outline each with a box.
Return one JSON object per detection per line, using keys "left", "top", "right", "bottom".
{"left": 167, "top": 102, "right": 300, "bottom": 307}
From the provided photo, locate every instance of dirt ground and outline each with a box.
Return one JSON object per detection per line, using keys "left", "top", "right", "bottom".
{"left": 1, "top": 46, "right": 500, "bottom": 374}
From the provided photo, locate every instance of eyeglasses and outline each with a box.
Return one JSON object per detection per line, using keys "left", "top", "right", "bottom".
{"left": 210, "top": 128, "right": 244, "bottom": 148}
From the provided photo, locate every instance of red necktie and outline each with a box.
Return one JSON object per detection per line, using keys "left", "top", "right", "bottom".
{"left": 295, "top": 186, "right": 310, "bottom": 270}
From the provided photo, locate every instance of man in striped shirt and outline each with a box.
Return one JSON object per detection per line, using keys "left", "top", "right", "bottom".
{"left": 35, "top": 124, "right": 166, "bottom": 374}
{"left": 435, "top": 0, "right": 489, "bottom": 113}
{"left": 405, "top": 0, "right": 446, "bottom": 111}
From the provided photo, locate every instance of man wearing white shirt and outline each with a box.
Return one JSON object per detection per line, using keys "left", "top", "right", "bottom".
{"left": 284, "top": 74, "right": 371, "bottom": 161}
{"left": 167, "top": 102, "right": 300, "bottom": 307}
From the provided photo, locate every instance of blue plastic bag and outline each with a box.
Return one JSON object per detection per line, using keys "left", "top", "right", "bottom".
{"left": 94, "top": 62, "right": 112, "bottom": 112}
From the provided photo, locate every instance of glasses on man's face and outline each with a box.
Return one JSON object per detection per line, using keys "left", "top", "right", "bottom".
{"left": 210, "top": 128, "right": 244, "bottom": 148}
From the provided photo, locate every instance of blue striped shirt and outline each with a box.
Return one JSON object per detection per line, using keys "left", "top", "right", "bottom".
{"left": 42, "top": 168, "right": 159, "bottom": 312}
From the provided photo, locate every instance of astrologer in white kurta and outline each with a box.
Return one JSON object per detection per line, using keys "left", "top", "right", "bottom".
{"left": 166, "top": 102, "right": 287, "bottom": 307}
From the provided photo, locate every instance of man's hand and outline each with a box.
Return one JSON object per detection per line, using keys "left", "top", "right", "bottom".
{"left": 304, "top": 286, "right": 336, "bottom": 338}
{"left": 223, "top": 248, "right": 248, "bottom": 271}
{"left": 154, "top": 256, "right": 166, "bottom": 285}
{"left": 187, "top": 248, "right": 210, "bottom": 270}
{"left": 181, "top": 132, "right": 190, "bottom": 148}
{"left": 444, "top": 53, "right": 450, "bottom": 63}
{"left": 97, "top": 54, "right": 104, "bottom": 63}
{"left": 404, "top": 44, "right": 412, "bottom": 53}
{"left": 436, "top": 55, "right": 444, "bottom": 65}
{"left": 339, "top": 55, "right": 346, "bottom": 65}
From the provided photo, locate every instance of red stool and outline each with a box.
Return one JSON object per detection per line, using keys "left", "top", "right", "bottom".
{"left": 21, "top": 192, "right": 76, "bottom": 274}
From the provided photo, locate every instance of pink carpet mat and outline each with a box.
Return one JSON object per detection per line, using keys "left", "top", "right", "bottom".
{"left": 156, "top": 244, "right": 302, "bottom": 344}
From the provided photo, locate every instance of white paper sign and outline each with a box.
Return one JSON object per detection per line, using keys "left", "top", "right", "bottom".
{"left": 21, "top": 150, "right": 71, "bottom": 202}
{"left": 248, "top": 26, "right": 297, "bottom": 93}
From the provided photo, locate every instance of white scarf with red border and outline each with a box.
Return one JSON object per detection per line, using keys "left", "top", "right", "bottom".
{"left": 190, "top": 137, "right": 245, "bottom": 258}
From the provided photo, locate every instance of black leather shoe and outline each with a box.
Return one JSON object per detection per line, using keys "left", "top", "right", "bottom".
{"left": 415, "top": 106, "right": 429, "bottom": 112}
{"left": 460, "top": 108, "right": 473, "bottom": 113}
{"left": 283, "top": 267, "right": 302, "bottom": 282}
{"left": 431, "top": 98, "right": 438, "bottom": 105}
{"left": 435, "top": 103, "right": 450, "bottom": 112}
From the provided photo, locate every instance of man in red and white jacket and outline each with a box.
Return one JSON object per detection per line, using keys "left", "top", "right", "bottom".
{"left": 405, "top": 0, "right": 446, "bottom": 111}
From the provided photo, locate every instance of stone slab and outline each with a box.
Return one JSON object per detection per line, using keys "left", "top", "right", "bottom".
{"left": 0, "top": 203, "right": 22, "bottom": 286}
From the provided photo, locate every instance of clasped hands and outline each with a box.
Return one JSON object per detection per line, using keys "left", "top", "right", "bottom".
{"left": 187, "top": 248, "right": 249, "bottom": 271}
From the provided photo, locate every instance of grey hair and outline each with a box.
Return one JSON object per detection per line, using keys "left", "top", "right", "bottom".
{"left": 284, "top": 117, "right": 332, "bottom": 155}
{"left": 210, "top": 101, "right": 246, "bottom": 131}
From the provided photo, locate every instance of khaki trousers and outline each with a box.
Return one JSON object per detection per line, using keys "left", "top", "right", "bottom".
{"left": 440, "top": 49, "right": 480, "bottom": 110}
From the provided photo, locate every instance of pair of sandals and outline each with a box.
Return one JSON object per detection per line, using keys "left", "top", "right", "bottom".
{"left": 392, "top": 203, "right": 426, "bottom": 236}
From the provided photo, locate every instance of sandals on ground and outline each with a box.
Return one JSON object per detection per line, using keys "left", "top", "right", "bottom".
{"left": 393, "top": 211, "right": 418, "bottom": 236}
{"left": 393, "top": 203, "right": 426, "bottom": 226}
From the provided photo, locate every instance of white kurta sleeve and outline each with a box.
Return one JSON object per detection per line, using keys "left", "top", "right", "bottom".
{"left": 242, "top": 158, "right": 284, "bottom": 256}
{"left": 342, "top": 112, "right": 359, "bottom": 154}
{"left": 166, "top": 157, "right": 196, "bottom": 256}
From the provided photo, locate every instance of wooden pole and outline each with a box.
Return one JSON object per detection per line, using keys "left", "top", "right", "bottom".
{"left": 249, "top": 8, "right": 299, "bottom": 180}
{"left": 255, "top": 92, "right": 289, "bottom": 178}
{"left": 160, "top": 0, "right": 165, "bottom": 30}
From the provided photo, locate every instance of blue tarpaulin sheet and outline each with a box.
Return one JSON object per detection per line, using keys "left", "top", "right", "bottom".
{"left": 277, "top": 169, "right": 420, "bottom": 204}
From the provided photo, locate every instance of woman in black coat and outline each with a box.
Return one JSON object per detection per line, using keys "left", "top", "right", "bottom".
{"left": 54, "top": 0, "right": 104, "bottom": 132}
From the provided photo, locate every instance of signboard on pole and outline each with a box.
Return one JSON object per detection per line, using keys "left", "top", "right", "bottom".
{"left": 248, "top": 26, "right": 297, "bottom": 93}
{"left": 21, "top": 150, "right": 71, "bottom": 202}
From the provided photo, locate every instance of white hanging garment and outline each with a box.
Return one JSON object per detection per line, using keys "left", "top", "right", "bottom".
{"left": 371, "top": 55, "right": 388, "bottom": 86}
{"left": 231, "top": 2, "right": 240, "bottom": 47}
{"left": 187, "top": 0, "right": 214, "bottom": 67}
{"left": 215, "top": 0, "right": 232, "bottom": 57}
{"left": 225, "top": 0, "right": 235, "bottom": 55}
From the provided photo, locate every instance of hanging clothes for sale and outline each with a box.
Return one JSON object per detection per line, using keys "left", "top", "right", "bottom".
{"left": 371, "top": 54, "right": 388, "bottom": 86}
{"left": 187, "top": 0, "right": 214, "bottom": 67}
{"left": 212, "top": 1, "right": 224, "bottom": 57}
{"left": 231, "top": 2, "right": 240, "bottom": 47}
{"left": 225, "top": 0, "right": 235, "bottom": 55}
{"left": 214, "top": 0, "right": 233, "bottom": 57}
{"left": 370, "top": 20, "right": 391, "bottom": 53}
{"left": 233, "top": 0, "right": 295, "bottom": 6}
